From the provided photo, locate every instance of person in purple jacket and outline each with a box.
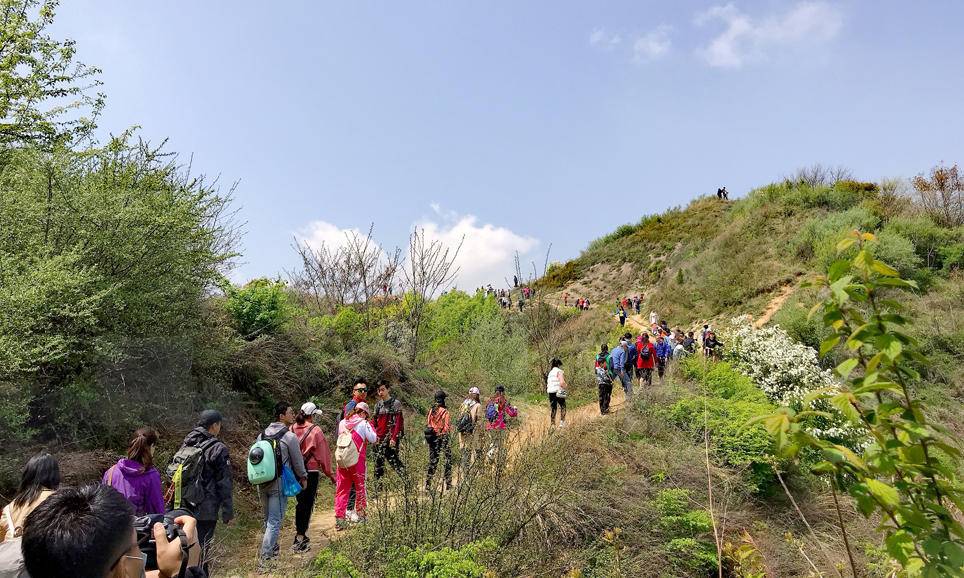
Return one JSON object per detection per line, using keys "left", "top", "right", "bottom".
{"left": 102, "top": 426, "right": 165, "bottom": 515}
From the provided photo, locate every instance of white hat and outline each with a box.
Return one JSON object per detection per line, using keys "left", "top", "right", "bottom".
{"left": 300, "top": 402, "right": 322, "bottom": 416}
{"left": 468, "top": 386, "right": 480, "bottom": 395}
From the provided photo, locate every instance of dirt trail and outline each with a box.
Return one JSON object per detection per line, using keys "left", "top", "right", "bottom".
{"left": 229, "top": 390, "right": 626, "bottom": 577}
{"left": 754, "top": 284, "right": 795, "bottom": 328}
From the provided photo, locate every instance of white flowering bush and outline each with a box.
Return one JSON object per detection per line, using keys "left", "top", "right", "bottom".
{"left": 721, "top": 315, "right": 864, "bottom": 445}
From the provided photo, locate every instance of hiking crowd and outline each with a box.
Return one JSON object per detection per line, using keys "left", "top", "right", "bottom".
{"left": 562, "top": 292, "right": 592, "bottom": 310}
{"left": 0, "top": 381, "right": 521, "bottom": 577}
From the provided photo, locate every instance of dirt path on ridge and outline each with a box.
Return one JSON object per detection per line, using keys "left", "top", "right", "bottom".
{"left": 754, "top": 284, "right": 796, "bottom": 328}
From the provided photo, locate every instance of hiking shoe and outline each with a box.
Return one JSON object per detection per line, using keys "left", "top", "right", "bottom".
{"left": 348, "top": 510, "right": 360, "bottom": 523}
{"left": 291, "top": 536, "right": 310, "bottom": 552}
{"left": 559, "top": 420, "right": 566, "bottom": 428}
{"left": 335, "top": 518, "right": 348, "bottom": 531}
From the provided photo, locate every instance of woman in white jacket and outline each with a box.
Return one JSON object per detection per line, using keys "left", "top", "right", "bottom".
{"left": 546, "top": 358, "right": 568, "bottom": 427}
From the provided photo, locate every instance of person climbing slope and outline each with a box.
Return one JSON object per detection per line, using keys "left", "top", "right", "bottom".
{"left": 334, "top": 402, "right": 376, "bottom": 530}
{"left": 291, "top": 402, "right": 335, "bottom": 552}
{"left": 424, "top": 390, "right": 453, "bottom": 491}
{"left": 484, "top": 385, "right": 518, "bottom": 470}
{"left": 636, "top": 333, "right": 657, "bottom": 388}
{"left": 546, "top": 358, "right": 568, "bottom": 427}
{"left": 655, "top": 334, "right": 673, "bottom": 384}
{"left": 595, "top": 345, "right": 614, "bottom": 415}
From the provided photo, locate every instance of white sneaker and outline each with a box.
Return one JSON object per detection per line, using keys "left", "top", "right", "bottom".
{"left": 559, "top": 420, "right": 566, "bottom": 428}
{"left": 348, "top": 510, "right": 360, "bottom": 523}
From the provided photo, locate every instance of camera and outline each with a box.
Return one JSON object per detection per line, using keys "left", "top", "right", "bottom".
{"left": 133, "top": 511, "right": 188, "bottom": 571}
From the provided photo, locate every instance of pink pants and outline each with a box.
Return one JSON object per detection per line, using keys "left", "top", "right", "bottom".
{"left": 335, "top": 462, "right": 366, "bottom": 518}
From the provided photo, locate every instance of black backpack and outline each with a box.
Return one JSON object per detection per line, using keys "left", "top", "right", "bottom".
{"left": 640, "top": 345, "right": 652, "bottom": 359}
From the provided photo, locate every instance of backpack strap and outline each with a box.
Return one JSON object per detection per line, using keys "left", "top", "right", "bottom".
{"left": 298, "top": 424, "right": 317, "bottom": 445}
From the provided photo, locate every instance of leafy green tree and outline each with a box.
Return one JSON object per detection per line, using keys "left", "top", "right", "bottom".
{"left": 224, "top": 278, "right": 294, "bottom": 339}
{"left": 0, "top": 0, "right": 103, "bottom": 147}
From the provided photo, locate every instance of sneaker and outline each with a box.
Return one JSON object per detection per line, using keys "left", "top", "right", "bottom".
{"left": 559, "top": 420, "right": 566, "bottom": 428}
{"left": 291, "top": 535, "right": 310, "bottom": 552}
{"left": 348, "top": 510, "right": 360, "bottom": 523}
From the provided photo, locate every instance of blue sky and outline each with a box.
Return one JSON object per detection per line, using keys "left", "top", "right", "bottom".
{"left": 52, "top": 1, "right": 964, "bottom": 289}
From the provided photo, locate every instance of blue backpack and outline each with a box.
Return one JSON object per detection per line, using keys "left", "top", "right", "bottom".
{"left": 485, "top": 402, "right": 498, "bottom": 422}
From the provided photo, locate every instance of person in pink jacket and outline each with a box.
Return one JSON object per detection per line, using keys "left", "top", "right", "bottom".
{"left": 291, "top": 402, "right": 336, "bottom": 552}
{"left": 334, "top": 402, "right": 376, "bottom": 530}
{"left": 484, "top": 385, "right": 517, "bottom": 470}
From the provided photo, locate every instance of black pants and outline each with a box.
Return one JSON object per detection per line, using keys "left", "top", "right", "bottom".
{"left": 373, "top": 441, "right": 405, "bottom": 479}
{"left": 640, "top": 366, "right": 654, "bottom": 386}
{"left": 598, "top": 382, "right": 613, "bottom": 414}
{"left": 295, "top": 471, "right": 320, "bottom": 535}
{"left": 196, "top": 520, "right": 217, "bottom": 575}
{"left": 549, "top": 392, "right": 567, "bottom": 421}
{"left": 656, "top": 358, "right": 667, "bottom": 380}
{"left": 426, "top": 434, "right": 452, "bottom": 488}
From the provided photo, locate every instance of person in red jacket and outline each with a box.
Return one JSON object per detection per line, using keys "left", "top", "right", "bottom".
{"left": 636, "top": 333, "right": 658, "bottom": 387}
{"left": 291, "top": 402, "right": 335, "bottom": 552}
{"left": 372, "top": 380, "right": 405, "bottom": 481}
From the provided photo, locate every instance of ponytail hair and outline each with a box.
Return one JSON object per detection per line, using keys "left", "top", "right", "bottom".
{"left": 127, "top": 427, "right": 158, "bottom": 470}
{"left": 295, "top": 410, "right": 308, "bottom": 425}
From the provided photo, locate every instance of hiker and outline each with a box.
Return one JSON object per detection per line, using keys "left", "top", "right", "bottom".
{"left": 618, "top": 306, "right": 627, "bottom": 326}
{"left": 291, "top": 402, "right": 335, "bottom": 553}
{"left": 595, "top": 345, "right": 614, "bottom": 415}
{"left": 722, "top": 186, "right": 729, "bottom": 200}
{"left": 103, "top": 427, "right": 165, "bottom": 516}
{"left": 484, "top": 385, "right": 517, "bottom": 469}
{"left": 257, "top": 402, "right": 308, "bottom": 566}
{"left": 634, "top": 296, "right": 641, "bottom": 315}
{"left": 636, "top": 333, "right": 657, "bottom": 387}
{"left": 514, "top": 275, "right": 519, "bottom": 287}
{"left": 1, "top": 453, "right": 60, "bottom": 542}
{"left": 20, "top": 485, "right": 203, "bottom": 578}
{"left": 704, "top": 331, "right": 723, "bottom": 359}
{"left": 649, "top": 310, "right": 658, "bottom": 326}
{"left": 701, "top": 324, "right": 711, "bottom": 344}
{"left": 457, "top": 387, "right": 483, "bottom": 472}
{"left": 683, "top": 331, "right": 697, "bottom": 354}
{"left": 563, "top": 292, "right": 569, "bottom": 307}
{"left": 625, "top": 332, "right": 638, "bottom": 382}
{"left": 372, "top": 381, "right": 405, "bottom": 481}
{"left": 655, "top": 334, "right": 673, "bottom": 384}
{"left": 339, "top": 379, "right": 368, "bottom": 520}
{"left": 610, "top": 338, "right": 633, "bottom": 400}
{"left": 425, "top": 390, "right": 453, "bottom": 490}
{"left": 546, "top": 358, "right": 568, "bottom": 427}
{"left": 717, "top": 187, "right": 723, "bottom": 199}
{"left": 170, "top": 409, "right": 234, "bottom": 572}
{"left": 334, "top": 402, "right": 376, "bottom": 530}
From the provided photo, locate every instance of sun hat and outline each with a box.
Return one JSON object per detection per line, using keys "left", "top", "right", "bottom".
{"left": 354, "top": 402, "right": 371, "bottom": 415}
{"left": 300, "top": 402, "right": 322, "bottom": 416}
{"left": 468, "top": 386, "right": 480, "bottom": 395}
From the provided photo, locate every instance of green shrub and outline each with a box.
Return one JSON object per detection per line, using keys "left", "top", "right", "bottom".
{"left": 313, "top": 306, "right": 367, "bottom": 350}
{"left": 224, "top": 278, "right": 293, "bottom": 339}
{"left": 385, "top": 539, "right": 495, "bottom": 578}
{"left": 313, "top": 549, "right": 364, "bottom": 577}
{"left": 660, "top": 510, "right": 714, "bottom": 536}
{"left": 939, "top": 242, "right": 964, "bottom": 273}
{"left": 885, "top": 216, "right": 963, "bottom": 270}
{"left": 666, "top": 538, "right": 718, "bottom": 574}
{"left": 654, "top": 488, "right": 691, "bottom": 518}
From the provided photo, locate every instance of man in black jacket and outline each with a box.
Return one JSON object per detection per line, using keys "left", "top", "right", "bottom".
{"left": 178, "top": 409, "right": 234, "bottom": 573}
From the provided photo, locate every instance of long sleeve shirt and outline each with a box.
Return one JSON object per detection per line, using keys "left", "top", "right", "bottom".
{"left": 609, "top": 345, "right": 627, "bottom": 374}
{"left": 292, "top": 422, "right": 335, "bottom": 480}
{"left": 655, "top": 341, "right": 673, "bottom": 359}
{"left": 373, "top": 397, "right": 405, "bottom": 443}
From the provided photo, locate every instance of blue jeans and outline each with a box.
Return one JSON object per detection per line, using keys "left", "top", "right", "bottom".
{"left": 259, "top": 489, "right": 288, "bottom": 560}
{"left": 618, "top": 371, "right": 633, "bottom": 399}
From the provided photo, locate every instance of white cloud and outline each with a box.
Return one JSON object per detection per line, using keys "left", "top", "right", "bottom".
{"left": 589, "top": 27, "right": 622, "bottom": 51}
{"left": 416, "top": 208, "right": 539, "bottom": 292}
{"left": 633, "top": 25, "right": 673, "bottom": 61}
{"left": 296, "top": 220, "right": 363, "bottom": 252}
{"left": 695, "top": 1, "right": 843, "bottom": 69}
{"left": 294, "top": 210, "right": 539, "bottom": 293}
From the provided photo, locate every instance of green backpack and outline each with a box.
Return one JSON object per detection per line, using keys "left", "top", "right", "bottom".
{"left": 246, "top": 427, "right": 288, "bottom": 485}
{"left": 167, "top": 437, "right": 218, "bottom": 510}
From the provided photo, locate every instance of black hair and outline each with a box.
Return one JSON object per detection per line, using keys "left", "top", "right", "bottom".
{"left": 600, "top": 343, "right": 608, "bottom": 355}
{"left": 22, "top": 484, "right": 134, "bottom": 578}
{"left": 550, "top": 358, "right": 562, "bottom": 369}
{"left": 377, "top": 380, "right": 391, "bottom": 390}
{"left": 355, "top": 378, "right": 369, "bottom": 387}
{"left": 295, "top": 410, "right": 308, "bottom": 425}
{"left": 13, "top": 453, "right": 61, "bottom": 510}
{"left": 273, "top": 401, "right": 291, "bottom": 421}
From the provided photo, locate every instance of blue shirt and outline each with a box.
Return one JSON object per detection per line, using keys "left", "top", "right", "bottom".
{"left": 655, "top": 341, "right": 673, "bottom": 359}
{"left": 609, "top": 344, "right": 627, "bottom": 373}
{"left": 627, "top": 343, "right": 638, "bottom": 367}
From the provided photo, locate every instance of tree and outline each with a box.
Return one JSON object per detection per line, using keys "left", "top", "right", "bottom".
{"left": 290, "top": 225, "right": 402, "bottom": 329}
{"left": 400, "top": 228, "right": 462, "bottom": 363}
{"left": 912, "top": 163, "right": 963, "bottom": 227}
{"left": 0, "top": 0, "right": 104, "bottom": 147}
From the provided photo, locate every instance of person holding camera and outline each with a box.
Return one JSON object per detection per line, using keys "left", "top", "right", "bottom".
{"left": 20, "top": 484, "right": 203, "bottom": 578}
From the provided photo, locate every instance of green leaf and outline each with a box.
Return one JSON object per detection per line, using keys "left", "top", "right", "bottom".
{"left": 865, "top": 479, "right": 900, "bottom": 509}
{"left": 836, "top": 358, "right": 859, "bottom": 379}
{"left": 831, "top": 393, "right": 862, "bottom": 423}
{"left": 836, "top": 237, "right": 856, "bottom": 253}
{"left": 871, "top": 260, "right": 901, "bottom": 277}
{"left": 819, "top": 335, "right": 841, "bottom": 357}
{"left": 828, "top": 259, "right": 850, "bottom": 281}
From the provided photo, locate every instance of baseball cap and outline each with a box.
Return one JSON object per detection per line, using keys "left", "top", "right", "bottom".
{"left": 354, "top": 402, "right": 371, "bottom": 415}
{"left": 468, "top": 386, "right": 480, "bottom": 395}
{"left": 300, "top": 402, "right": 322, "bottom": 416}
